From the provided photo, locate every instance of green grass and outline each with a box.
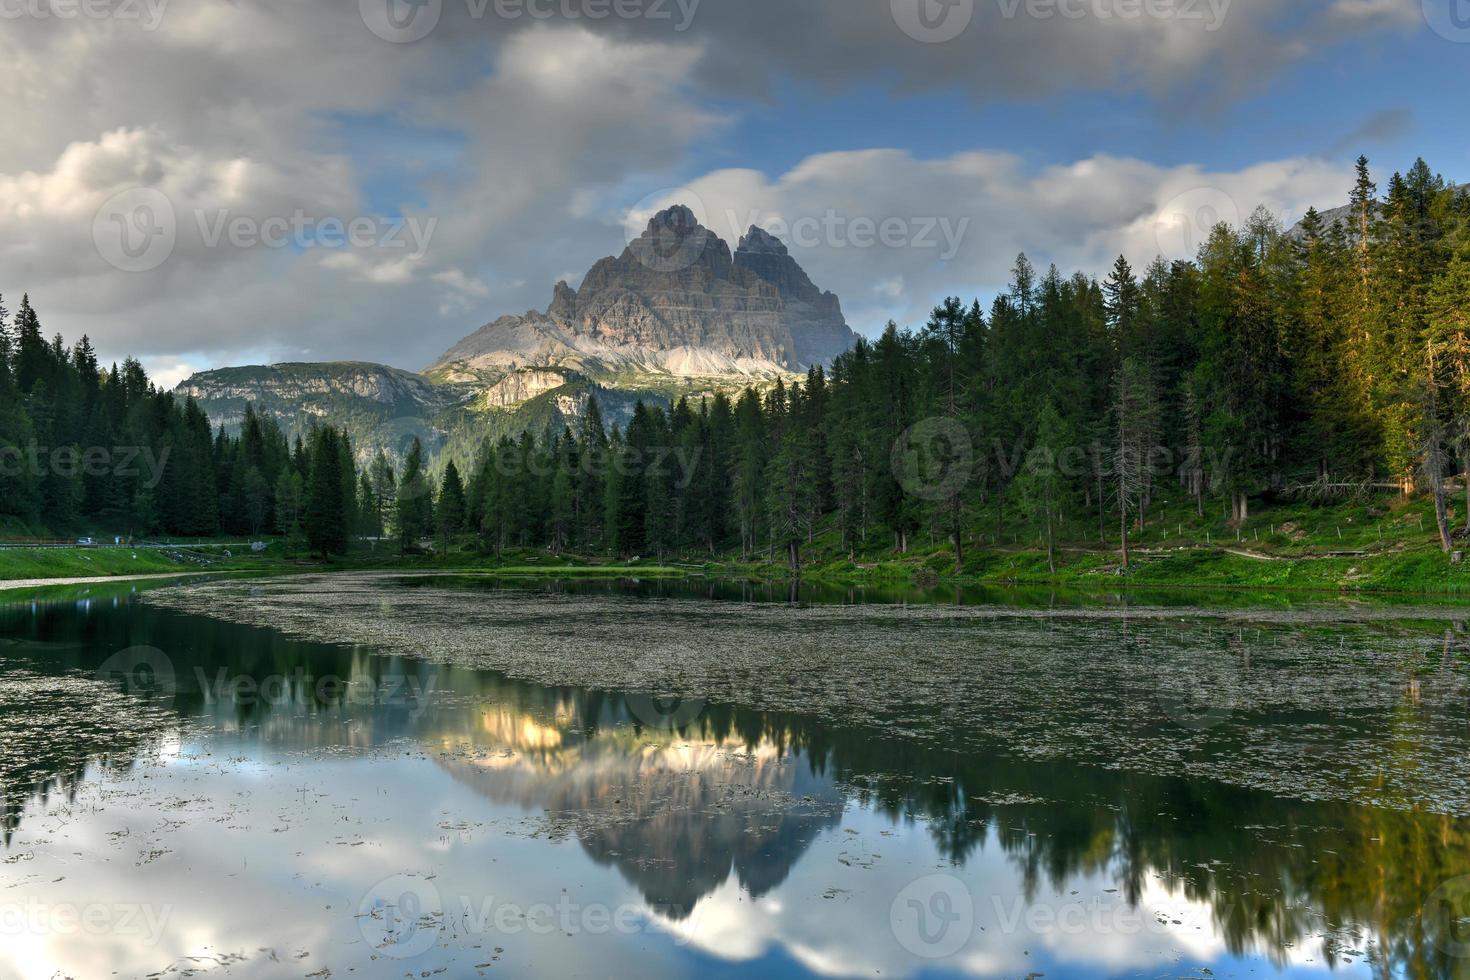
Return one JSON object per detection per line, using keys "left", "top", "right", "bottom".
{"left": 706, "top": 492, "right": 1470, "bottom": 597}
{"left": 0, "top": 544, "right": 290, "bottom": 583}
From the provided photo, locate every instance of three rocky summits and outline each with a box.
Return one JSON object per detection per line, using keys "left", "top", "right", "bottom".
{"left": 429, "top": 204, "right": 857, "bottom": 383}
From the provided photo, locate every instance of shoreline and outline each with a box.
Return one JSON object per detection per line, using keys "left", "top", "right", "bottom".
{"left": 0, "top": 571, "right": 219, "bottom": 592}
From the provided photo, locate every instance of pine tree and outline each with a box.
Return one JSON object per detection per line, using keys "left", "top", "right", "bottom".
{"left": 1111, "top": 356, "right": 1160, "bottom": 568}
{"left": 1013, "top": 400, "right": 1073, "bottom": 573}
{"left": 305, "top": 427, "right": 348, "bottom": 556}
{"left": 437, "top": 459, "right": 466, "bottom": 552}
{"left": 396, "top": 437, "right": 432, "bottom": 552}
{"left": 275, "top": 469, "right": 304, "bottom": 541}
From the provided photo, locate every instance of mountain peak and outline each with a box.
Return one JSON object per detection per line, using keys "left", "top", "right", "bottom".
{"left": 624, "top": 203, "right": 724, "bottom": 274}
{"left": 646, "top": 203, "right": 700, "bottom": 232}
{"left": 737, "top": 225, "right": 788, "bottom": 256}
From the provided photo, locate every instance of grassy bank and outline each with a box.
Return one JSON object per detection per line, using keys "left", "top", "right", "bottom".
{"left": 0, "top": 544, "right": 290, "bottom": 583}
{"left": 9, "top": 491, "right": 1470, "bottom": 599}
{"left": 710, "top": 493, "right": 1470, "bottom": 597}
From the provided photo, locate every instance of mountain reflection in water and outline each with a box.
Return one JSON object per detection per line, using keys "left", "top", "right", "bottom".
{"left": 0, "top": 583, "right": 1467, "bottom": 978}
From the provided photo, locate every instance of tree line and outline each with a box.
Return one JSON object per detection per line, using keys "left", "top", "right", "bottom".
{"left": 3, "top": 156, "right": 1467, "bottom": 568}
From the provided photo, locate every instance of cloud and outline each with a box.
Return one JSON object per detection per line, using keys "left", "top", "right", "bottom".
{"left": 418, "top": 0, "right": 1418, "bottom": 108}
{"left": 0, "top": 22, "right": 724, "bottom": 371}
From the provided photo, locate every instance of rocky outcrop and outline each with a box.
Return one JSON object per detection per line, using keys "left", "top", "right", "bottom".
{"left": 478, "top": 369, "right": 575, "bottom": 409}
{"left": 175, "top": 362, "right": 460, "bottom": 414}
{"left": 431, "top": 205, "right": 858, "bottom": 381}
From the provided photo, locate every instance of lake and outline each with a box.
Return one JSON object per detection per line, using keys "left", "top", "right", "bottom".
{"left": 2, "top": 573, "right": 1469, "bottom": 979}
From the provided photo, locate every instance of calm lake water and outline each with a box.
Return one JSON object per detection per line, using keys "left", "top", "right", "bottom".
{"left": 3, "top": 574, "right": 1470, "bottom": 979}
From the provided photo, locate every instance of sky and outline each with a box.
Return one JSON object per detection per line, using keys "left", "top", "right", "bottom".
{"left": 0, "top": 0, "right": 1466, "bottom": 387}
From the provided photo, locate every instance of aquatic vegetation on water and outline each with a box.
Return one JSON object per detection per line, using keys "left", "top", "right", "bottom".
{"left": 145, "top": 573, "right": 1470, "bottom": 815}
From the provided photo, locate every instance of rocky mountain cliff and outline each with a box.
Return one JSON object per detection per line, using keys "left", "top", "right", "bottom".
{"left": 177, "top": 361, "right": 644, "bottom": 463}
{"left": 176, "top": 362, "right": 474, "bottom": 459}
{"left": 429, "top": 205, "right": 858, "bottom": 384}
